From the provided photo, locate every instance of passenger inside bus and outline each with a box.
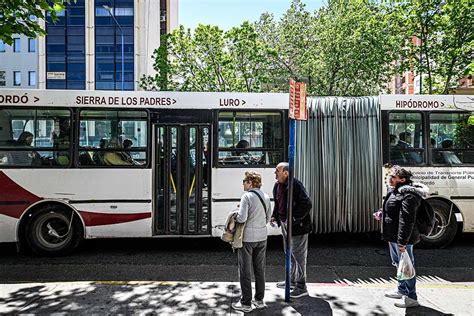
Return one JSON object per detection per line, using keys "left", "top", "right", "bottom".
{"left": 93, "top": 138, "right": 108, "bottom": 165}
{"left": 393, "top": 132, "right": 422, "bottom": 164}
{"left": 233, "top": 139, "right": 250, "bottom": 156}
{"left": 389, "top": 134, "right": 398, "bottom": 146}
{"left": 440, "top": 139, "right": 462, "bottom": 164}
{"left": 103, "top": 139, "right": 133, "bottom": 166}
{"left": 389, "top": 134, "right": 404, "bottom": 164}
{"left": 9, "top": 131, "right": 41, "bottom": 166}
{"left": 119, "top": 138, "right": 142, "bottom": 166}
{"left": 223, "top": 139, "right": 258, "bottom": 165}
{"left": 52, "top": 118, "right": 71, "bottom": 166}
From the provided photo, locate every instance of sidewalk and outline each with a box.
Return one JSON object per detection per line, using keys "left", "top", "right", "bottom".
{"left": 1, "top": 280, "right": 472, "bottom": 315}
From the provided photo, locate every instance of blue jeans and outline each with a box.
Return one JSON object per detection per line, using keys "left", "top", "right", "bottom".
{"left": 388, "top": 242, "right": 417, "bottom": 300}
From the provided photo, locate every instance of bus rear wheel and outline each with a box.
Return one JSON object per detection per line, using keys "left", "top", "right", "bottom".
{"left": 25, "top": 206, "right": 83, "bottom": 256}
{"left": 418, "top": 200, "right": 457, "bottom": 249}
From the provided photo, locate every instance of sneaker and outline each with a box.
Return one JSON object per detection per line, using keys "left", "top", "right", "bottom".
{"left": 232, "top": 301, "right": 253, "bottom": 313}
{"left": 394, "top": 295, "right": 419, "bottom": 308}
{"left": 290, "top": 288, "right": 309, "bottom": 299}
{"left": 276, "top": 281, "right": 295, "bottom": 289}
{"left": 251, "top": 300, "right": 267, "bottom": 309}
{"left": 385, "top": 290, "right": 403, "bottom": 299}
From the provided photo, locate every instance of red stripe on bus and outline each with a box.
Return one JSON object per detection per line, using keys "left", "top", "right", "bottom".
{"left": 0, "top": 171, "right": 42, "bottom": 219}
{"left": 78, "top": 210, "right": 151, "bottom": 226}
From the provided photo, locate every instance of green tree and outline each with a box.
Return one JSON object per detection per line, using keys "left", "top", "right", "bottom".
{"left": 142, "top": 0, "right": 471, "bottom": 95}
{"left": 255, "top": 1, "right": 317, "bottom": 92}
{"left": 399, "top": 0, "right": 473, "bottom": 94}
{"left": 139, "top": 34, "right": 170, "bottom": 91}
{"left": 0, "top": 0, "right": 72, "bottom": 45}
{"left": 140, "top": 22, "right": 272, "bottom": 92}
{"left": 256, "top": 0, "right": 405, "bottom": 96}
{"left": 224, "top": 21, "right": 273, "bottom": 92}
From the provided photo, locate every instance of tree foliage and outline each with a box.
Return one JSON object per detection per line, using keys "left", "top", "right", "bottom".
{"left": 0, "top": 0, "right": 72, "bottom": 45}
{"left": 254, "top": 0, "right": 406, "bottom": 96}
{"left": 397, "top": 0, "right": 473, "bottom": 94}
{"left": 142, "top": 0, "right": 472, "bottom": 95}
{"left": 141, "top": 22, "right": 272, "bottom": 92}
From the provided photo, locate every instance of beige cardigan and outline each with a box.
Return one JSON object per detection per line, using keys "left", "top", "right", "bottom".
{"left": 222, "top": 211, "right": 246, "bottom": 249}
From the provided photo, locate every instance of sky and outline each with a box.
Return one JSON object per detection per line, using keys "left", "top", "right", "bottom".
{"left": 179, "top": 0, "right": 326, "bottom": 31}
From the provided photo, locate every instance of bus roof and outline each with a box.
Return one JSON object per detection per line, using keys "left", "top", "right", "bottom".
{"left": 0, "top": 89, "right": 290, "bottom": 110}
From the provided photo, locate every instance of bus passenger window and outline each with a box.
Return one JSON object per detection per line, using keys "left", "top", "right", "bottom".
{"left": 388, "top": 112, "right": 424, "bottom": 166}
{"left": 0, "top": 108, "right": 71, "bottom": 167}
{"left": 217, "top": 111, "right": 284, "bottom": 166}
{"left": 430, "top": 112, "right": 474, "bottom": 165}
{"left": 78, "top": 110, "right": 148, "bottom": 167}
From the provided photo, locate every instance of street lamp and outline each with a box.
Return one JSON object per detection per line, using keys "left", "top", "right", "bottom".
{"left": 103, "top": 5, "right": 124, "bottom": 91}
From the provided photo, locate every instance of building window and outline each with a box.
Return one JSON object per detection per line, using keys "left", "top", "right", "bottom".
{"left": 13, "top": 38, "right": 20, "bottom": 52}
{"left": 13, "top": 71, "right": 21, "bottom": 86}
{"left": 0, "top": 71, "right": 6, "bottom": 86}
{"left": 0, "top": 40, "right": 5, "bottom": 52}
{"left": 28, "top": 38, "right": 36, "bottom": 52}
{"left": 46, "top": 0, "right": 86, "bottom": 90}
{"left": 95, "top": 0, "right": 134, "bottom": 91}
{"left": 29, "top": 71, "right": 36, "bottom": 86}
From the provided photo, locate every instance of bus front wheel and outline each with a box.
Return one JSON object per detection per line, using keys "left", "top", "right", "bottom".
{"left": 418, "top": 200, "right": 457, "bottom": 249}
{"left": 25, "top": 205, "right": 83, "bottom": 256}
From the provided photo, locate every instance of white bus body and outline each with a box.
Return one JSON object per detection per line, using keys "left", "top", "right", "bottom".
{"left": 0, "top": 89, "right": 288, "bottom": 254}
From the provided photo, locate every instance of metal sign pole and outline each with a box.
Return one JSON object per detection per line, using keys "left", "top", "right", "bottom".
{"left": 285, "top": 118, "right": 296, "bottom": 302}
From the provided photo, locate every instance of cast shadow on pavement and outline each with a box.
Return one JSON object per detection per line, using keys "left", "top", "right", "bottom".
{"left": 229, "top": 285, "right": 333, "bottom": 316}
{"left": 0, "top": 283, "right": 234, "bottom": 314}
{"left": 0, "top": 283, "right": 451, "bottom": 315}
{"left": 405, "top": 306, "right": 453, "bottom": 316}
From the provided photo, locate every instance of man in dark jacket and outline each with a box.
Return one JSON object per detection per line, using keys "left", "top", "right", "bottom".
{"left": 271, "top": 162, "right": 312, "bottom": 298}
{"left": 380, "top": 165, "right": 428, "bottom": 308}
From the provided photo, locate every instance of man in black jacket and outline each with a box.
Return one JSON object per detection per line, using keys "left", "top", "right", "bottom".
{"left": 271, "top": 162, "right": 312, "bottom": 298}
{"left": 380, "top": 165, "right": 428, "bottom": 308}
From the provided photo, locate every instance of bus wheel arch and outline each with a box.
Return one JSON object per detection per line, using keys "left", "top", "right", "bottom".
{"left": 418, "top": 198, "right": 459, "bottom": 249}
{"left": 18, "top": 201, "right": 84, "bottom": 256}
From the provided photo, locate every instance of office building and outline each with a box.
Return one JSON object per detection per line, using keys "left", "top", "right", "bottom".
{"left": 37, "top": 0, "right": 179, "bottom": 90}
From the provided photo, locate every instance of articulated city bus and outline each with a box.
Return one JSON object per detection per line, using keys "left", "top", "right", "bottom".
{"left": 0, "top": 90, "right": 472, "bottom": 255}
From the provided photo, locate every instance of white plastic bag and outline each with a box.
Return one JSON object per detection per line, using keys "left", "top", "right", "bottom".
{"left": 397, "top": 252, "right": 416, "bottom": 280}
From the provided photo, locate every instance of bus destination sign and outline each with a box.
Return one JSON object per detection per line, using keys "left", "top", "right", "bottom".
{"left": 75, "top": 96, "right": 177, "bottom": 106}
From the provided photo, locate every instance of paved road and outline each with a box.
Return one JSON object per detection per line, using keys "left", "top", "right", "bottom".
{"left": 1, "top": 233, "right": 473, "bottom": 315}
{"left": 1, "top": 233, "right": 472, "bottom": 283}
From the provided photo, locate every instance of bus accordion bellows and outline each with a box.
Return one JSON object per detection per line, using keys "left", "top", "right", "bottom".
{"left": 0, "top": 89, "right": 472, "bottom": 255}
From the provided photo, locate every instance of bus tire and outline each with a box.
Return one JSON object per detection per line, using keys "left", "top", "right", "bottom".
{"left": 418, "top": 200, "right": 457, "bottom": 249}
{"left": 25, "top": 205, "right": 83, "bottom": 256}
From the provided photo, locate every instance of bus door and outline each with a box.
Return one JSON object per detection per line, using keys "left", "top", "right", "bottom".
{"left": 154, "top": 124, "right": 211, "bottom": 235}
